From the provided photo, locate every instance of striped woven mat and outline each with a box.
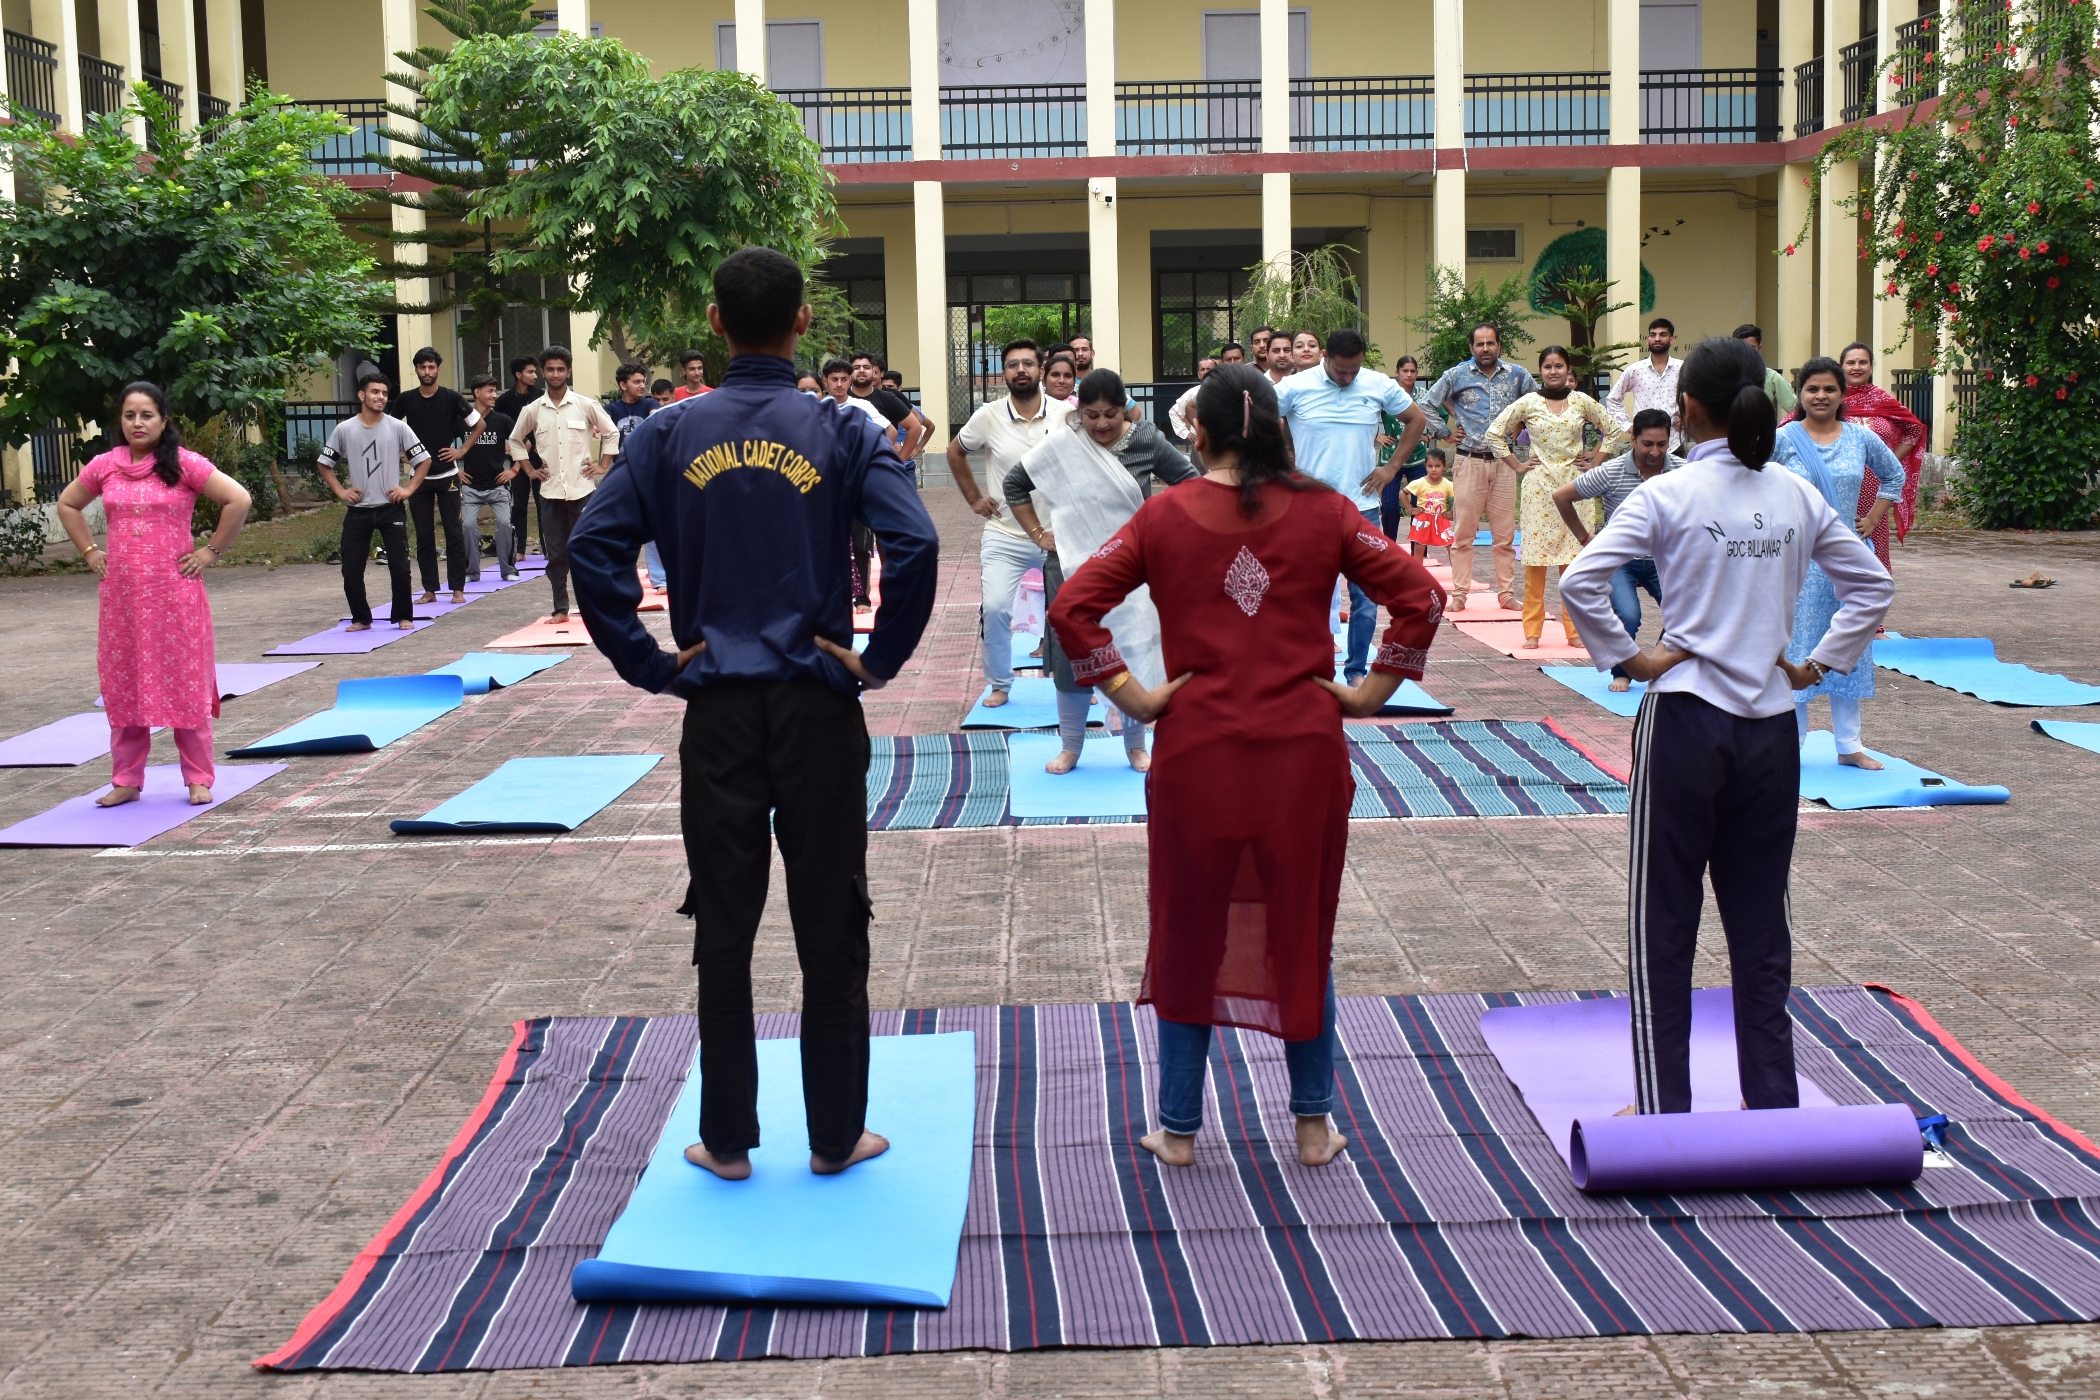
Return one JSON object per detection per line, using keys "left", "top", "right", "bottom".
{"left": 866, "top": 720, "right": 1627, "bottom": 831}
{"left": 260, "top": 985, "right": 2100, "bottom": 1371}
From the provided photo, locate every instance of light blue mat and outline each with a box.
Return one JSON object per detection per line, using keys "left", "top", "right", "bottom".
{"left": 1873, "top": 636, "right": 2100, "bottom": 707}
{"left": 1327, "top": 665, "right": 1455, "bottom": 715}
{"left": 962, "top": 676, "right": 1099, "bottom": 730}
{"left": 426, "top": 651, "right": 569, "bottom": 695}
{"left": 1007, "top": 732, "right": 1149, "bottom": 818}
{"left": 1540, "top": 665, "right": 1646, "bottom": 717}
{"left": 570, "top": 1031, "right": 977, "bottom": 1308}
{"left": 1797, "top": 729, "right": 2009, "bottom": 810}
{"left": 390, "top": 754, "right": 662, "bottom": 834}
{"left": 1472, "top": 529, "right": 1522, "bottom": 547}
{"left": 225, "top": 675, "right": 464, "bottom": 756}
{"left": 1011, "top": 633, "right": 1044, "bottom": 668}
{"left": 2032, "top": 719, "right": 2100, "bottom": 755}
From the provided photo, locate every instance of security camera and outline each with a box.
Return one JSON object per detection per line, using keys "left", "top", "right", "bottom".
{"left": 1089, "top": 179, "right": 1112, "bottom": 206}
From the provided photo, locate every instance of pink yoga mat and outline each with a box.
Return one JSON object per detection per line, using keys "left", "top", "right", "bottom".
{"left": 0, "top": 713, "right": 147, "bottom": 766}
{"left": 1479, "top": 991, "right": 1922, "bottom": 1192}
{"left": 1453, "top": 620, "right": 1589, "bottom": 661}
{"left": 266, "top": 621, "right": 434, "bottom": 656}
{"left": 485, "top": 616, "right": 592, "bottom": 648}
{"left": 1445, "top": 595, "right": 1524, "bottom": 623}
{"left": 0, "top": 761, "right": 284, "bottom": 847}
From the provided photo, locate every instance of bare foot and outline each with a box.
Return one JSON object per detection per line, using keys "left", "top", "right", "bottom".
{"left": 1127, "top": 748, "right": 1151, "bottom": 773}
{"left": 416, "top": 591, "right": 436, "bottom": 605}
{"left": 981, "top": 688, "right": 1009, "bottom": 708}
{"left": 1045, "top": 749, "right": 1080, "bottom": 774}
{"left": 683, "top": 1142, "right": 751, "bottom": 1180}
{"left": 450, "top": 591, "right": 467, "bottom": 604}
{"left": 1608, "top": 676, "right": 1632, "bottom": 692}
{"left": 96, "top": 786, "right": 141, "bottom": 808}
{"left": 345, "top": 621, "right": 372, "bottom": 632}
{"left": 1837, "top": 750, "right": 1885, "bottom": 771}
{"left": 1613, "top": 1103, "right": 1638, "bottom": 1116}
{"left": 1296, "top": 1114, "right": 1348, "bottom": 1166}
{"left": 550, "top": 610, "right": 570, "bottom": 623}
{"left": 186, "top": 784, "right": 213, "bottom": 805}
{"left": 812, "top": 1130, "right": 889, "bottom": 1175}
{"left": 1449, "top": 597, "right": 1467, "bottom": 617}
{"left": 1521, "top": 636, "right": 1542, "bottom": 650}
{"left": 1140, "top": 1128, "right": 1196, "bottom": 1166}
{"left": 1029, "top": 642, "right": 1045, "bottom": 659}
{"left": 397, "top": 620, "right": 415, "bottom": 630}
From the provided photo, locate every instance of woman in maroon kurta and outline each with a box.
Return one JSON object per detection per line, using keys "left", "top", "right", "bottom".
{"left": 1050, "top": 365, "right": 1446, "bottom": 1167}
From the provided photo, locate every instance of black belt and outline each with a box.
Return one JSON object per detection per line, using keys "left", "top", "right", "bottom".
{"left": 1458, "top": 448, "right": 1496, "bottom": 458}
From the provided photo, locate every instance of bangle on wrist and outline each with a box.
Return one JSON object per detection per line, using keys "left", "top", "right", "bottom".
{"left": 1104, "top": 672, "right": 1132, "bottom": 694}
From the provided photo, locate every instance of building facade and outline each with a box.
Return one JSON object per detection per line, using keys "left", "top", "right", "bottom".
{"left": 0, "top": 0, "right": 1959, "bottom": 453}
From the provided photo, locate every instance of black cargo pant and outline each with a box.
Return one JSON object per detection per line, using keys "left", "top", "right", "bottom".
{"left": 1627, "top": 689, "right": 1802, "bottom": 1115}
{"left": 679, "top": 678, "right": 873, "bottom": 1162}
{"left": 339, "top": 502, "right": 413, "bottom": 625}
{"left": 408, "top": 473, "right": 466, "bottom": 594}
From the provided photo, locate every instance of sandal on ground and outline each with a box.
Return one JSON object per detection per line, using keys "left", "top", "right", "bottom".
{"left": 2010, "top": 573, "right": 2056, "bottom": 589}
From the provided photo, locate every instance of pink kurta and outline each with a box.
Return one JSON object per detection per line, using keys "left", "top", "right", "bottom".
{"left": 75, "top": 447, "right": 221, "bottom": 730}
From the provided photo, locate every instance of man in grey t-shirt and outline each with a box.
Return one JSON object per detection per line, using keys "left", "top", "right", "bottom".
{"left": 317, "top": 371, "right": 433, "bottom": 629}
{"left": 1552, "top": 407, "right": 1681, "bottom": 690}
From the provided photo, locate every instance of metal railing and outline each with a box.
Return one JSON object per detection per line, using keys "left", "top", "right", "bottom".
{"left": 1290, "top": 75, "right": 1434, "bottom": 150}
{"left": 145, "top": 73, "right": 182, "bottom": 109}
{"left": 1956, "top": 0, "right": 2012, "bottom": 61}
{"left": 280, "top": 402, "right": 357, "bottom": 459}
{"left": 1894, "top": 15, "right": 1939, "bottom": 100}
{"left": 80, "top": 54, "right": 124, "bottom": 118}
{"left": 1639, "top": 68, "right": 1784, "bottom": 142}
{"left": 1115, "top": 79, "right": 1261, "bottom": 154}
{"left": 773, "top": 87, "right": 910, "bottom": 162}
{"left": 939, "top": 84, "right": 1085, "bottom": 159}
{"left": 1793, "top": 56, "right": 1825, "bottom": 136}
{"left": 1839, "top": 35, "right": 1877, "bottom": 122}
{"left": 200, "top": 92, "right": 231, "bottom": 123}
{"left": 5, "top": 30, "right": 58, "bottom": 124}
{"left": 1892, "top": 368, "right": 1935, "bottom": 441}
{"left": 1464, "top": 72, "right": 1610, "bottom": 146}
{"left": 30, "top": 421, "right": 79, "bottom": 501}
{"left": 291, "top": 99, "right": 481, "bottom": 174}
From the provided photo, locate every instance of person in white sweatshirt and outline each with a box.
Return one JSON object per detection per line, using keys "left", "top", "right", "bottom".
{"left": 1559, "top": 336, "right": 1893, "bottom": 1118}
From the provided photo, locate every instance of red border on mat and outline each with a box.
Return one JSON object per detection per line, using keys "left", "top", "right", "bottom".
{"left": 1540, "top": 715, "right": 1630, "bottom": 783}
{"left": 1865, "top": 983, "right": 2100, "bottom": 1160}
{"left": 253, "top": 1019, "right": 532, "bottom": 1370}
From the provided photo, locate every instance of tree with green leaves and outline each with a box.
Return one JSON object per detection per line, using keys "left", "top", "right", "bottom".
{"left": 1408, "top": 266, "right": 1535, "bottom": 377}
{"left": 1529, "top": 268, "right": 1640, "bottom": 390}
{"left": 374, "top": 0, "right": 557, "bottom": 378}
{"left": 1232, "top": 246, "right": 1377, "bottom": 363}
{"left": 1527, "top": 227, "right": 1655, "bottom": 333}
{"left": 422, "top": 35, "right": 837, "bottom": 362}
{"left": 0, "top": 90, "right": 381, "bottom": 452}
{"left": 1795, "top": 0, "right": 2100, "bottom": 528}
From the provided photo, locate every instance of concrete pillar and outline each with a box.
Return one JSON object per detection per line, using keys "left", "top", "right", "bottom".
{"left": 384, "top": 0, "right": 433, "bottom": 369}
{"left": 558, "top": 0, "right": 601, "bottom": 393}
{"left": 204, "top": 0, "right": 243, "bottom": 104}
{"left": 99, "top": 0, "right": 146, "bottom": 143}
{"left": 1818, "top": 157, "right": 1859, "bottom": 357}
{"left": 1431, "top": 0, "right": 1466, "bottom": 277}
{"left": 1869, "top": 0, "right": 1918, "bottom": 379}
{"left": 29, "top": 0, "right": 85, "bottom": 131}
{"left": 1084, "top": 0, "right": 1119, "bottom": 371}
{"left": 162, "top": 0, "right": 200, "bottom": 127}
{"left": 1259, "top": 0, "right": 1290, "bottom": 274}
{"left": 1603, "top": 0, "right": 1641, "bottom": 348}
{"left": 1776, "top": 165, "right": 1815, "bottom": 374}
{"left": 913, "top": 182, "right": 949, "bottom": 448}
{"left": 735, "top": 0, "right": 765, "bottom": 80}
{"left": 907, "top": 0, "right": 938, "bottom": 162}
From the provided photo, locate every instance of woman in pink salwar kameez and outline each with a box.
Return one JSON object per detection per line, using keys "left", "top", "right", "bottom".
{"left": 56, "top": 383, "right": 251, "bottom": 805}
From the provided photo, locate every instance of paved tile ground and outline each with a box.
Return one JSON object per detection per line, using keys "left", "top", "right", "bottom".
{"left": 4, "top": 491, "right": 2100, "bottom": 1398}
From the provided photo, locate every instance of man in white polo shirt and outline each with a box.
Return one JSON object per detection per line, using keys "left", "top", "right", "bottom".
{"left": 944, "top": 338, "right": 1070, "bottom": 708}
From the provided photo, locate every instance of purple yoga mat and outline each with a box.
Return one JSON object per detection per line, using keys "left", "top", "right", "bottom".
{"left": 461, "top": 576, "right": 524, "bottom": 594}
{"left": 96, "top": 662, "right": 322, "bottom": 709}
{"left": 340, "top": 597, "right": 473, "bottom": 622}
{"left": 0, "top": 712, "right": 141, "bottom": 766}
{"left": 1480, "top": 989, "right": 1922, "bottom": 1192}
{"left": 1570, "top": 1102, "right": 1924, "bottom": 1192}
{"left": 266, "top": 621, "right": 433, "bottom": 656}
{"left": 0, "top": 761, "right": 284, "bottom": 847}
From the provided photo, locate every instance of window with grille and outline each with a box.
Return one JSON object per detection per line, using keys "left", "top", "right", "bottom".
{"left": 1154, "top": 268, "right": 1250, "bottom": 380}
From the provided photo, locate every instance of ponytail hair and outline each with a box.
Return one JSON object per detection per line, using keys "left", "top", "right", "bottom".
{"left": 116, "top": 381, "right": 184, "bottom": 487}
{"left": 1191, "top": 363, "right": 1320, "bottom": 516}
{"left": 1076, "top": 367, "right": 1125, "bottom": 409}
{"left": 1677, "top": 337, "right": 1775, "bottom": 467}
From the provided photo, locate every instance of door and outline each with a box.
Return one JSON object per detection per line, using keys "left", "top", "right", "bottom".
{"left": 1640, "top": 1, "right": 1703, "bottom": 137}
{"left": 715, "top": 19, "right": 824, "bottom": 89}
{"left": 1201, "top": 10, "right": 1308, "bottom": 148}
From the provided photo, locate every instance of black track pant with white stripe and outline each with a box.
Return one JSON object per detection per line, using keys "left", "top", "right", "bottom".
{"left": 1627, "top": 689, "right": 1802, "bottom": 1115}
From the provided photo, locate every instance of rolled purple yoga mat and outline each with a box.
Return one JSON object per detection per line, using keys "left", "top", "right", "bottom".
{"left": 1571, "top": 1103, "right": 1924, "bottom": 1193}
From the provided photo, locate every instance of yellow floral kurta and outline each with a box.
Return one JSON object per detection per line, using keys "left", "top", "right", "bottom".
{"left": 1485, "top": 391, "right": 1627, "bottom": 568}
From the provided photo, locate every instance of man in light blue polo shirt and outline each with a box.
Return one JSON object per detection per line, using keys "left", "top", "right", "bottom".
{"left": 1276, "top": 329, "right": 1431, "bottom": 682}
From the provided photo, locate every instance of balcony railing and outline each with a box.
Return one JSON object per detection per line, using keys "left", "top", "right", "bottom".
{"left": 1464, "top": 72, "right": 1609, "bottom": 146}
{"left": 1793, "top": 56, "right": 1825, "bottom": 136}
{"left": 1894, "top": 15, "right": 1939, "bottom": 100}
{"left": 1639, "top": 68, "right": 1783, "bottom": 142}
{"left": 939, "top": 84, "right": 1085, "bottom": 159}
{"left": 80, "top": 54, "right": 124, "bottom": 118}
{"left": 774, "top": 87, "right": 910, "bottom": 163}
{"left": 200, "top": 92, "right": 231, "bottom": 123}
{"left": 145, "top": 73, "right": 182, "bottom": 109}
{"left": 1115, "top": 79, "right": 1260, "bottom": 154}
{"left": 30, "top": 420, "right": 79, "bottom": 501}
{"left": 1838, "top": 35, "right": 1877, "bottom": 122}
{"left": 292, "top": 99, "right": 481, "bottom": 173}
{"left": 1956, "top": 0, "right": 2012, "bottom": 61}
{"left": 1289, "top": 75, "right": 1434, "bottom": 151}
{"left": 5, "top": 30, "right": 58, "bottom": 124}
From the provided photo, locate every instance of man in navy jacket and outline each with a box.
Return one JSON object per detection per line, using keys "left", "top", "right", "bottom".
{"left": 570, "top": 247, "right": 939, "bottom": 1179}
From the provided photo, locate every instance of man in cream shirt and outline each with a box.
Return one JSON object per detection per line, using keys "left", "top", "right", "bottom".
{"left": 506, "top": 344, "right": 619, "bottom": 621}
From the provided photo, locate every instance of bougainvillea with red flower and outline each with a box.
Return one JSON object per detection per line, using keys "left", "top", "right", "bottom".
{"left": 1790, "top": 0, "right": 2100, "bottom": 527}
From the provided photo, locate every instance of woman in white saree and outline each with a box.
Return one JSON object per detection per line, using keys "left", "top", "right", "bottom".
{"left": 1006, "top": 369, "right": 1199, "bottom": 771}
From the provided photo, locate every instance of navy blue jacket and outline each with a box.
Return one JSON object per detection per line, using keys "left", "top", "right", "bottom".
{"left": 568, "top": 354, "right": 939, "bottom": 698}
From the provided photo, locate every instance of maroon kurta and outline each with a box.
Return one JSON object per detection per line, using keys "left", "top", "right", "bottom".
{"left": 1049, "top": 477, "right": 1446, "bottom": 1039}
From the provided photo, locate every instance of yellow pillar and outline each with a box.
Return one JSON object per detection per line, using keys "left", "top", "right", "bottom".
{"left": 1603, "top": 0, "right": 1642, "bottom": 349}
{"left": 29, "top": 0, "right": 84, "bottom": 131}
{"left": 735, "top": 0, "right": 765, "bottom": 80}
{"left": 1259, "top": 0, "right": 1291, "bottom": 274}
{"left": 558, "top": 0, "right": 603, "bottom": 394}
{"left": 99, "top": 0, "right": 146, "bottom": 143}
{"left": 1869, "top": 0, "right": 1919, "bottom": 376}
{"left": 1084, "top": 0, "right": 1119, "bottom": 371}
{"left": 162, "top": 0, "right": 200, "bottom": 127}
{"left": 907, "top": 0, "right": 946, "bottom": 447}
{"left": 1818, "top": 157, "right": 1859, "bottom": 357}
{"left": 204, "top": 0, "right": 244, "bottom": 105}
{"left": 1431, "top": 0, "right": 1466, "bottom": 278}
{"left": 1775, "top": 0, "right": 1815, "bottom": 371}
{"left": 384, "top": 0, "right": 433, "bottom": 371}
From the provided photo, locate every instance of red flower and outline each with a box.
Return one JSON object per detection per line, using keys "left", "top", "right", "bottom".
{"left": 2060, "top": 254, "right": 2073, "bottom": 266}
{"left": 2057, "top": 388, "right": 2069, "bottom": 399}
{"left": 2071, "top": 372, "right": 2081, "bottom": 382}
{"left": 2027, "top": 202, "right": 2041, "bottom": 214}
{"left": 2026, "top": 374, "right": 2040, "bottom": 386}
{"left": 1943, "top": 302, "right": 1957, "bottom": 312}
{"left": 1887, "top": 281, "right": 1898, "bottom": 294}
{"left": 2010, "top": 114, "right": 2020, "bottom": 126}
{"left": 1969, "top": 202, "right": 1983, "bottom": 215}
{"left": 1784, "top": 244, "right": 1796, "bottom": 256}
{"left": 1927, "top": 264, "right": 1938, "bottom": 275}
{"left": 1935, "top": 231, "right": 1945, "bottom": 242}
{"left": 2049, "top": 277, "right": 2061, "bottom": 288}
{"left": 2038, "top": 242, "right": 2050, "bottom": 253}
{"left": 1979, "top": 235, "right": 1995, "bottom": 250}
{"left": 1949, "top": 283, "right": 1961, "bottom": 292}
{"left": 2020, "top": 247, "right": 2033, "bottom": 259}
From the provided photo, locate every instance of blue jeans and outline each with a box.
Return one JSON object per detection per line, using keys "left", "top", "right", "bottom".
{"left": 1154, "top": 977, "right": 1337, "bottom": 1135}
{"left": 644, "top": 539, "right": 666, "bottom": 589}
{"left": 1340, "top": 506, "right": 1381, "bottom": 682}
{"left": 1608, "top": 559, "right": 1661, "bottom": 679}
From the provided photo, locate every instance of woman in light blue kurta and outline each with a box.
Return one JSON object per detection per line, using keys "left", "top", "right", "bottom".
{"left": 1771, "top": 358, "right": 1902, "bottom": 768}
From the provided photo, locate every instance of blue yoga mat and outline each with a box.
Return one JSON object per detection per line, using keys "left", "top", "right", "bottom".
{"left": 225, "top": 675, "right": 465, "bottom": 757}
{"left": 571, "top": 1031, "right": 977, "bottom": 1308}
{"left": 1327, "top": 665, "right": 1454, "bottom": 715}
{"left": 1540, "top": 665, "right": 1646, "bottom": 717}
{"left": 2032, "top": 719, "right": 2100, "bottom": 755}
{"left": 425, "top": 651, "right": 569, "bottom": 695}
{"left": 1797, "top": 729, "right": 2009, "bottom": 810}
{"left": 390, "top": 754, "right": 663, "bottom": 834}
{"left": 1873, "top": 636, "right": 2100, "bottom": 707}
{"left": 962, "top": 676, "right": 1099, "bottom": 730}
{"left": 1472, "top": 528, "right": 1522, "bottom": 548}
{"left": 1007, "top": 732, "right": 1149, "bottom": 818}
{"left": 1011, "top": 633, "right": 1044, "bottom": 668}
